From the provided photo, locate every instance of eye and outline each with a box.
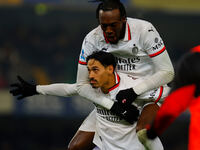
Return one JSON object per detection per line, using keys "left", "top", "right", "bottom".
{"left": 93, "top": 68, "right": 99, "bottom": 72}
{"left": 110, "top": 23, "right": 117, "bottom": 27}
{"left": 101, "top": 24, "right": 107, "bottom": 29}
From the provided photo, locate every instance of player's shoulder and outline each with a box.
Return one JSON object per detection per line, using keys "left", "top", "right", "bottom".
{"left": 118, "top": 72, "right": 138, "bottom": 86}
{"left": 127, "top": 17, "right": 153, "bottom": 31}
{"left": 84, "top": 25, "right": 104, "bottom": 44}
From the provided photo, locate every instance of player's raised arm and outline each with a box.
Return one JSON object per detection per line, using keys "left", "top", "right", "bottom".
{"left": 10, "top": 76, "right": 78, "bottom": 99}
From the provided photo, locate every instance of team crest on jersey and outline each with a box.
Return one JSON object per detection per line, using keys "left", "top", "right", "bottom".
{"left": 132, "top": 44, "right": 138, "bottom": 54}
{"left": 80, "top": 49, "right": 86, "bottom": 61}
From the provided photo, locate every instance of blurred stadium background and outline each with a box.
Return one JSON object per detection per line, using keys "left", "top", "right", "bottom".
{"left": 0, "top": 0, "right": 199, "bottom": 149}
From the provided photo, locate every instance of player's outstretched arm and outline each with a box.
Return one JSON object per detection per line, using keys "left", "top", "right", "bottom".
{"left": 10, "top": 75, "right": 38, "bottom": 100}
{"left": 10, "top": 76, "right": 78, "bottom": 99}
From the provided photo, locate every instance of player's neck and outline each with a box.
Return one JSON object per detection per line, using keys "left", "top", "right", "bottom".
{"left": 101, "top": 74, "right": 116, "bottom": 94}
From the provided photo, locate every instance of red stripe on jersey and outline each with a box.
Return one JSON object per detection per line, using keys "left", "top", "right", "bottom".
{"left": 108, "top": 73, "right": 120, "bottom": 92}
{"left": 78, "top": 60, "right": 87, "bottom": 65}
{"left": 155, "top": 86, "right": 163, "bottom": 104}
{"left": 149, "top": 46, "right": 166, "bottom": 58}
{"left": 191, "top": 45, "right": 200, "bottom": 53}
{"left": 103, "top": 32, "right": 109, "bottom": 43}
{"left": 127, "top": 23, "right": 131, "bottom": 40}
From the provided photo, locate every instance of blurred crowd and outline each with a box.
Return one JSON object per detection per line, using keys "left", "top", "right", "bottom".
{"left": 0, "top": 12, "right": 89, "bottom": 89}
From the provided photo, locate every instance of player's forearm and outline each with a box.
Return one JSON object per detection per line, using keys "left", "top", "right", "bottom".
{"left": 134, "top": 51, "right": 174, "bottom": 95}
{"left": 36, "top": 83, "right": 77, "bottom": 97}
{"left": 77, "top": 83, "right": 114, "bottom": 110}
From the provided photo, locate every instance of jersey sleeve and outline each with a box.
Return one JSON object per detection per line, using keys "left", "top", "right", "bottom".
{"left": 133, "top": 23, "right": 174, "bottom": 95}
{"left": 140, "top": 22, "right": 166, "bottom": 57}
{"left": 36, "top": 83, "right": 77, "bottom": 97}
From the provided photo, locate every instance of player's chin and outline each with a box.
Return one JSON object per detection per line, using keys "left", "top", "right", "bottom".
{"left": 90, "top": 83, "right": 98, "bottom": 89}
{"left": 107, "top": 37, "right": 118, "bottom": 44}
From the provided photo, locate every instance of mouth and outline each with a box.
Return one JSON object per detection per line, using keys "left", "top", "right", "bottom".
{"left": 106, "top": 36, "right": 117, "bottom": 43}
{"left": 90, "top": 79, "right": 97, "bottom": 84}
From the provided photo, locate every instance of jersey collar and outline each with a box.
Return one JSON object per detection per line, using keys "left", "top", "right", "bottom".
{"left": 102, "top": 22, "right": 131, "bottom": 44}
{"left": 108, "top": 72, "right": 120, "bottom": 92}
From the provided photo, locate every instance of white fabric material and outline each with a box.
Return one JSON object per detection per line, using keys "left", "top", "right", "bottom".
{"left": 77, "top": 17, "right": 174, "bottom": 109}
{"left": 36, "top": 83, "right": 77, "bottom": 97}
{"left": 78, "top": 109, "right": 96, "bottom": 132}
{"left": 79, "top": 73, "right": 167, "bottom": 150}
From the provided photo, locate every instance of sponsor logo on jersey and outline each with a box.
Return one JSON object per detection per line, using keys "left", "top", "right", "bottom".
{"left": 116, "top": 57, "right": 140, "bottom": 71}
{"left": 96, "top": 106, "right": 122, "bottom": 122}
{"left": 116, "top": 57, "right": 140, "bottom": 64}
{"left": 152, "top": 39, "right": 164, "bottom": 51}
{"left": 115, "top": 57, "right": 140, "bottom": 71}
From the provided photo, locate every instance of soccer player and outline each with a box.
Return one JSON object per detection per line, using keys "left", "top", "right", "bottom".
{"left": 137, "top": 49, "right": 200, "bottom": 150}
{"left": 85, "top": 51, "right": 170, "bottom": 150}
{"left": 10, "top": 51, "right": 168, "bottom": 149}
{"left": 10, "top": 0, "right": 174, "bottom": 149}
{"left": 73, "top": 0, "right": 174, "bottom": 149}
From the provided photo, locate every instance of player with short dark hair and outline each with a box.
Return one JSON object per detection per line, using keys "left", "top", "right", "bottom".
{"left": 86, "top": 51, "right": 168, "bottom": 149}
{"left": 10, "top": 0, "right": 174, "bottom": 149}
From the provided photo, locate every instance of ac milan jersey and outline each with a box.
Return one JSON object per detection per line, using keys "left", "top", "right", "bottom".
{"left": 79, "top": 17, "right": 166, "bottom": 78}
{"left": 93, "top": 72, "right": 167, "bottom": 150}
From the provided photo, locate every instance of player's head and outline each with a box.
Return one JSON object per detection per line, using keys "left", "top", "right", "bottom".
{"left": 95, "top": 0, "right": 127, "bottom": 44}
{"left": 172, "top": 52, "right": 200, "bottom": 90}
{"left": 86, "top": 51, "right": 116, "bottom": 91}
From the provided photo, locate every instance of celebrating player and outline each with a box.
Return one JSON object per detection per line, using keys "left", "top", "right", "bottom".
{"left": 10, "top": 0, "right": 174, "bottom": 149}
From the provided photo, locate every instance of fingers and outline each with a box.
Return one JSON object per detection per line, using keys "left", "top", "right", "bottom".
{"left": 10, "top": 88, "right": 21, "bottom": 96}
{"left": 10, "top": 83, "right": 20, "bottom": 88}
{"left": 17, "top": 75, "right": 27, "bottom": 84}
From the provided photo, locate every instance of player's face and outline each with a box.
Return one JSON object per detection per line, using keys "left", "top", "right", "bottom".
{"left": 87, "top": 59, "right": 112, "bottom": 90}
{"left": 99, "top": 9, "right": 126, "bottom": 44}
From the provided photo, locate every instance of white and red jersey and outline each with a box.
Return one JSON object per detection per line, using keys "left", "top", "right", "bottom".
{"left": 92, "top": 72, "right": 167, "bottom": 150}
{"left": 37, "top": 18, "right": 174, "bottom": 110}
{"left": 77, "top": 18, "right": 174, "bottom": 99}
{"left": 79, "top": 17, "right": 170, "bottom": 78}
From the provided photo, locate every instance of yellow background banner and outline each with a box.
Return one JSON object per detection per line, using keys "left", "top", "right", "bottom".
{"left": 132, "top": 0, "right": 200, "bottom": 12}
{"left": 0, "top": 0, "right": 22, "bottom": 5}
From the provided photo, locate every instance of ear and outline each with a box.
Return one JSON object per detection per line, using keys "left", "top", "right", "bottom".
{"left": 121, "top": 16, "right": 127, "bottom": 23}
{"left": 107, "top": 65, "right": 114, "bottom": 74}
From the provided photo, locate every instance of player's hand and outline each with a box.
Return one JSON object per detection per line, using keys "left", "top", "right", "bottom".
{"left": 10, "top": 76, "right": 38, "bottom": 100}
{"left": 116, "top": 88, "right": 138, "bottom": 106}
{"left": 110, "top": 102, "right": 139, "bottom": 124}
{"left": 137, "top": 129, "right": 153, "bottom": 150}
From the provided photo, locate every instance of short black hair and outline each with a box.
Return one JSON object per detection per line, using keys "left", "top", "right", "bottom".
{"left": 95, "top": 0, "right": 127, "bottom": 20}
{"left": 86, "top": 51, "right": 117, "bottom": 69}
{"left": 171, "top": 52, "right": 200, "bottom": 91}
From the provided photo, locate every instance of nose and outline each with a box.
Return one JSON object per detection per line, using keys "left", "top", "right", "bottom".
{"left": 105, "top": 26, "right": 114, "bottom": 35}
{"left": 89, "top": 71, "right": 95, "bottom": 79}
